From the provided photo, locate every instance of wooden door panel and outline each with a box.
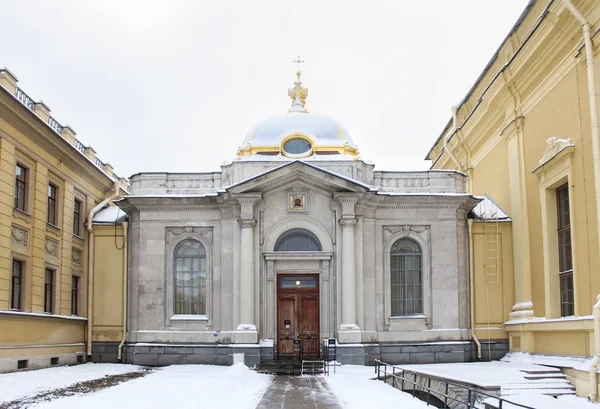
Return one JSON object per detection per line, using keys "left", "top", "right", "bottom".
{"left": 299, "top": 294, "right": 319, "bottom": 356}
{"left": 277, "top": 294, "right": 296, "bottom": 356}
{"left": 277, "top": 275, "right": 320, "bottom": 359}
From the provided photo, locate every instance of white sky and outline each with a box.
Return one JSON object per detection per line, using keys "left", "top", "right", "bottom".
{"left": 1, "top": 0, "right": 530, "bottom": 178}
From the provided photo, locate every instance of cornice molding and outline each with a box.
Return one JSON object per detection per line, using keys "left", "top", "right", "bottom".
{"left": 0, "top": 99, "right": 114, "bottom": 194}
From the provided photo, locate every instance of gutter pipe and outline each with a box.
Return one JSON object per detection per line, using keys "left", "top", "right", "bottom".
{"left": 118, "top": 221, "right": 129, "bottom": 362}
{"left": 590, "top": 296, "right": 600, "bottom": 402}
{"left": 468, "top": 219, "right": 482, "bottom": 360}
{"left": 86, "top": 181, "right": 122, "bottom": 358}
{"left": 443, "top": 106, "right": 461, "bottom": 169}
{"left": 560, "top": 0, "right": 600, "bottom": 401}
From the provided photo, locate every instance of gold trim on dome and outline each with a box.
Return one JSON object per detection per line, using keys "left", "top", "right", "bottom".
{"left": 280, "top": 133, "right": 315, "bottom": 158}
{"left": 236, "top": 141, "right": 360, "bottom": 158}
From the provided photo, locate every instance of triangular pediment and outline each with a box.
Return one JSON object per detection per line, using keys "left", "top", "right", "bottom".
{"left": 226, "top": 161, "right": 371, "bottom": 194}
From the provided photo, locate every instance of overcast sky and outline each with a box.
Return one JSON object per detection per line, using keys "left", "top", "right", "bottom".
{"left": 1, "top": 0, "right": 529, "bottom": 177}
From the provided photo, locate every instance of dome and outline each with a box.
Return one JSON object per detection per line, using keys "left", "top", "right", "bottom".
{"left": 236, "top": 69, "right": 359, "bottom": 160}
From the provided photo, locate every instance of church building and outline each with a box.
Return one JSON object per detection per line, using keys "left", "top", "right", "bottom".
{"left": 117, "top": 68, "right": 485, "bottom": 366}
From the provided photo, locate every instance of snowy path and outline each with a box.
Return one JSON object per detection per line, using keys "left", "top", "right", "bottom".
{"left": 0, "top": 363, "right": 434, "bottom": 409}
{"left": 256, "top": 376, "right": 342, "bottom": 408}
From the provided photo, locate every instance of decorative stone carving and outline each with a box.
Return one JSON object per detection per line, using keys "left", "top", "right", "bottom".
{"left": 331, "top": 210, "right": 337, "bottom": 244}
{"left": 383, "top": 225, "right": 430, "bottom": 243}
{"left": 45, "top": 237, "right": 59, "bottom": 258}
{"left": 381, "top": 177, "right": 430, "bottom": 189}
{"left": 11, "top": 225, "right": 29, "bottom": 248}
{"left": 72, "top": 248, "right": 82, "bottom": 267}
{"left": 162, "top": 178, "right": 215, "bottom": 190}
{"left": 166, "top": 226, "right": 213, "bottom": 244}
{"left": 539, "top": 137, "right": 574, "bottom": 165}
{"left": 259, "top": 210, "right": 264, "bottom": 245}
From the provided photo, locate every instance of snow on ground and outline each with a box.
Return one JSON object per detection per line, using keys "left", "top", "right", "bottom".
{"left": 484, "top": 393, "right": 600, "bottom": 409}
{"left": 326, "top": 365, "right": 430, "bottom": 409}
{"left": 0, "top": 363, "right": 142, "bottom": 404}
{"left": 30, "top": 363, "right": 271, "bottom": 409}
{"left": 396, "top": 361, "right": 558, "bottom": 388}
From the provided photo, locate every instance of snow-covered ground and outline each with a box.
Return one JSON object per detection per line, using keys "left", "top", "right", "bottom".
{"left": 28, "top": 364, "right": 271, "bottom": 409}
{"left": 0, "top": 363, "right": 433, "bottom": 409}
{"left": 0, "top": 363, "right": 142, "bottom": 404}
{"left": 327, "top": 365, "right": 430, "bottom": 409}
{"left": 1, "top": 362, "right": 598, "bottom": 409}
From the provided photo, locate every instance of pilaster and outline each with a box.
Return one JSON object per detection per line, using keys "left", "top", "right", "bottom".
{"left": 502, "top": 117, "right": 534, "bottom": 319}
{"left": 231, "top": 193, "right": 261, "bottom": 343}
{"left": 335, "top": 194, "right": 362, "bottom": 343}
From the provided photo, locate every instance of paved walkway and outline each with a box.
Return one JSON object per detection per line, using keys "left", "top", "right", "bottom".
{"left": 256, "top": 376, "right": 342, "bottom": 409}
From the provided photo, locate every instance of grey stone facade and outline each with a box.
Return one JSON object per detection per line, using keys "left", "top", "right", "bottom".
{"left": 118, "top": 158, "right": 489, "bottom": 367}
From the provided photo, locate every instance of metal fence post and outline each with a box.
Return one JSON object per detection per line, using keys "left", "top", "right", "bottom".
{"left": 468, "top": 389, "right": 472, "bottom": 408}
{"left": 426, "top": 377, "right": 431, "bottom": 406}
{"left": 444, "top": 382, "right": 448, "bottom": 408}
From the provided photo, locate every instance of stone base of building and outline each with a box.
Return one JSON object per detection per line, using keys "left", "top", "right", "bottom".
{"left": 91, "top": 342, "right": 122, "bottom": 363}
{"left": 121, "top": 339, "right": 509, "bottom": 367}
{"left": 0, "top": 350, "right": 85, "bottom": 373}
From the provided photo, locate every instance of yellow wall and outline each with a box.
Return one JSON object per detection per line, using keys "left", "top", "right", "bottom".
{"left": 471, "top": 222, "right": 514, "bottom": 340}
{"left": 0, "top": 313, "right": 85, "bottom": 358}
{"left": 0, "top": 68, "right": 125, "bottom": 370}
{"left": 427, "top": 0, "right": 600, "bottom": 367}
{"left": 92, "top": 224, "right": 126, "bottom": 343}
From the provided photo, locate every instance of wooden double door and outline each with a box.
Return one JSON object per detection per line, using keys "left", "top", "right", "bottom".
{"left": 277, "top": 274, "right": 320, "bottom": 359}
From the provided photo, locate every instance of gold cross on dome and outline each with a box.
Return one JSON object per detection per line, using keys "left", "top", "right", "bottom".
{"left": 293, "top": 56, "right": 305, "bottom": 75}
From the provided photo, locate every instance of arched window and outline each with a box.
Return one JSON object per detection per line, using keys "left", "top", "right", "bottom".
{"left": 391, "top": 238, "right": 422, "bottom": 316}
{"left": 174, "top": 240, "right": 206, "bottom": 315}
{"left": 274, "top": 228, "right": 322, "bottom": 252}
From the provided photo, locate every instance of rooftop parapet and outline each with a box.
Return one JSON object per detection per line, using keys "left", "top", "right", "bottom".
{"left": 0, "top": 67, "right": 128, "bottom": 191}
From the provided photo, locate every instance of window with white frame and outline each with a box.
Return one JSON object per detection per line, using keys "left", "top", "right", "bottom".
{"left": 174, "top": 240, "right": 206, "bottom": 315}
{"left": 390, "top": 238, "right": 423, "bottom": 316}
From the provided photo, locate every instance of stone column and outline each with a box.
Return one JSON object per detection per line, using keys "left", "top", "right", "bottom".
{"left": 335, "top": 194, "right": 362, "bottom": 343}
{"left": 232, "top": 193, "right": 261, "bottom": 343}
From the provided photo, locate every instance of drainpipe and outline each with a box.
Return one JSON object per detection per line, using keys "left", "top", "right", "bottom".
{"left": 560, "top": 0, "right": 600, "bottom": 401}
{"left": 590, "top": 295, "right": 600, "bottom": 401}
{"left": 443, "top": 106, "right": 461, "bottom": 170}
{"left": 118, "top": 221, "right": 129, "bottom": 362}
{"left": 87, "top": 181, "right": 122, "bottom": 358}
{"left": 468, "top": 219, "right": 482, "bottom": 360}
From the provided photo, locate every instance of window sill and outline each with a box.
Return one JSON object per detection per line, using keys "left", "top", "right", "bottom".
{"left": 13, "top": 208, "right": 32, "bottom": 223}
{"left": 169, "top": 314, "right": 209, "bottom": 331}
{"left": 170, "top": 314, "right": 208, "bottom": 321}
{"left": 46, "top": 223, "right": 61, "bottom": 237}
{"left": 388, "top": 315, "right": 427, "bottom": 331}
{"left": 72, "top": 234, "right": 85, "bottom": 246}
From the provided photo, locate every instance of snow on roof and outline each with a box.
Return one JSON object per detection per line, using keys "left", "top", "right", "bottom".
{"left": 92, "top": 205, "right": 127, "bottom": 224}
{"left": 471, "top": 194, "right": 511, "bottom": 221}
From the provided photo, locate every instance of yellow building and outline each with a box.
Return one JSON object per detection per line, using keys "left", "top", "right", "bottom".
{"left": 0, "top": 68, "right": 128, "bottom": 372}
{"left": 427, "top": 0, "right": 600, "bottom": 398}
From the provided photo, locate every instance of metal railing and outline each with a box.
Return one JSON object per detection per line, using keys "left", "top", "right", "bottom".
{"left": 48, "top": 116, "right": 63, "bottom": 134}
{"left": 292, "top": 339, "right": 303, "bottom": 376}
{"left": 374, "top": 360, "right": 535, "bottom": 409}
{"left": 16, "top": 88, "right": 35, "bottom": 111}
{"left": 13, "top": 86, "right": 128, "bottom": 191}
{"left": 74, "top": 140, "right": 86, "bottom": 154}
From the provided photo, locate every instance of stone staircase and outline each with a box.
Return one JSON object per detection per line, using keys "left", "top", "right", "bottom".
{"left": 500, "top": 367, "right": 576, "bottom": 397}
{"left": 301, "top": 359, "right": 326, "bottom": 375}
